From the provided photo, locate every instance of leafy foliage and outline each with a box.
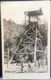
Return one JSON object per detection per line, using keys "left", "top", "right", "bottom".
{"left": 3, "top": 19, "right": 25, "bottom": 49}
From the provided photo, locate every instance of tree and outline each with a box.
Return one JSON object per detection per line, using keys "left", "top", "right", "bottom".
{"left": 38, "top": 18, "right": 48, "bottom": 37}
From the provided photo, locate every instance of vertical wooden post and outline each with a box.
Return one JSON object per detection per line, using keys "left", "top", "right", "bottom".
{"left": 7, "top": 47, "right": 9, "bottom": 68}
{"left": 34, "top": 28, "right": 37, "bottom": 61}
{"left": 29, "top": 16, "right": 30, "bottom": 25}
{"left": 25, "top": 12, "right": 26, "bottom": 26}
{"left": 21, "top": 57, "right": 24, "bottom": 72}
{"left": 34, "top": 15, "right": 38, "bottom": 62}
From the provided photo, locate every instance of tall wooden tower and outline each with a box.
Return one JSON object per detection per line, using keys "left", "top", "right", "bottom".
{"left": 16, "top": 8, "right": 43, "bottom": 62}
{"left": 8, "top": 8, "right": 43, "bottom": 66}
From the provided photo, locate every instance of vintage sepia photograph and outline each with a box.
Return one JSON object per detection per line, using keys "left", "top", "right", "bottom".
{"left": 1, "top": 1, "right": 50, "bottom": 79}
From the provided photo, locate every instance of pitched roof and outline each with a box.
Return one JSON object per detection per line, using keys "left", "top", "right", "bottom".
{"left": 24, "top": 8, "right": 43, "bottom": 16}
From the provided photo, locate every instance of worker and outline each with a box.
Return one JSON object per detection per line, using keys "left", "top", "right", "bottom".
{"left": 21, "top": 57, "right": 24, "bottom": 72}
{"left": 28, "top": 61, "right": 32, "bottom": 72}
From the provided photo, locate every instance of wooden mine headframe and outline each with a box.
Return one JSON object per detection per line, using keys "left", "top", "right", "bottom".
{"left": 8, "top": 8, "right": 43, "bottom": 66}
{"left": 16, "top": 8, "right": 43, "bottom": 62}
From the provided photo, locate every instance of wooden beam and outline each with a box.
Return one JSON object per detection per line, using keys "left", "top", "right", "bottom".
{"left": 16, "top": 37, "right": 23, "bottom": 53}
{"left": 25, "top": 12, "right": 26, "bottom": 25}
{"left": 20, "top": 44, "right": 25, "bottom": 48}
{"left": 36, "top": 50, "right": 43, "bottom": 52}
{"left": 27, "top": 33, "right": 34, "bottom": 34}
{"left": 23, "top": 34, "right": 34, "bottom": 41}
{"left": 29, "top": 34, "right": 35, "bottom": 38}
{"left": 22, "top": 42, "right": 33, "bottom": 44}
{"left": 9, "top": 54, "right": 14, "bottom": 64}
{"left": 23, "top": 37, "right": 28, "bottom": 41}
{"left": 19, "top": 41, "right": 35, "bottom": 53}
{"left": 27, "top": 47, "right": 34, "bottom": 52}
{"left": 24, "top": 34, "right": 34, "bottom": 42}
{"left": 29, "top": 16, "right": 30, "bottom": 25}
{"left": 24, "top": 26, "right": 32, "bottom": 34}
{"left": 7, "top": 48, "right": 9, "bottom": 68}
{"left": 32, "top": 27, "right": 36, "bottom": 33}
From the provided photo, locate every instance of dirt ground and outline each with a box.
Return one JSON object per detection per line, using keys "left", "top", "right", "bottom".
{"left": 4, "top": 63, "right": 48, "bottom": 73}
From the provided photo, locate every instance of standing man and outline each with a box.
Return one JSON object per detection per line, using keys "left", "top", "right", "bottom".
{"left": 28, "top": 61, "right": 32, "bottom": 72}
{"left": 21, "top": 57, "right": 24, "bottom": 72}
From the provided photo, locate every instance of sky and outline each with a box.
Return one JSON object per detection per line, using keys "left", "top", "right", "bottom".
{"left": 1, "top": 1, "right": 50, "bottom": 24}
